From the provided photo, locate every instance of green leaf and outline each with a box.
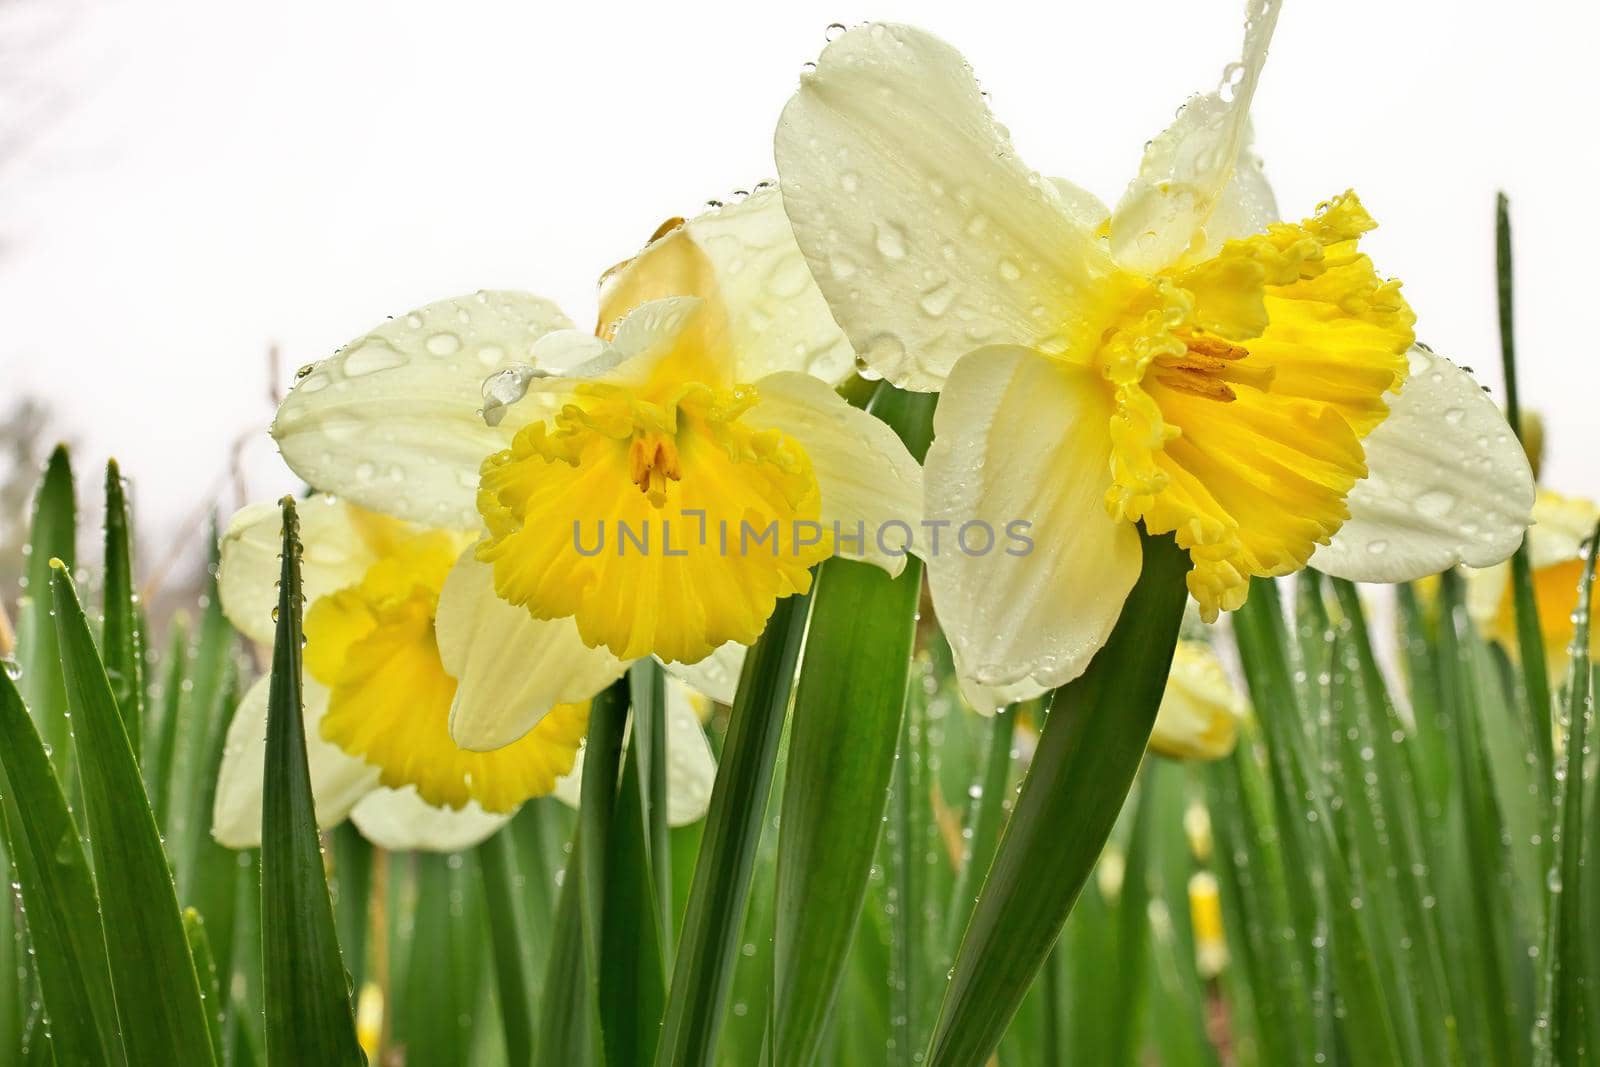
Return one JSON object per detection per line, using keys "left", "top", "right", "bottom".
{"left": 1204, "top": 727, "right": 1316, "bottom": 1065}
{"left": 600, "top": 670, "right": 670, "bottom": 1067}
{"left": 577, "top": 677, "right": 627, "bottom": 1008}
{"left": 772, "top": 382, "right": 934, "bottom": 1067}
{"left": 0, "top": 670, "right": 124, "bottom": 1067}
{"left": 927, "top": 529, "right": 1190, "bottom": 1067}
{"left": 184, "top": 661, "right": 245, "bottom": 986}
{"left": 166, "top": 521, "right": 237, "bottom": 866}
{"left": 535, "top": 829, "right": 599, "bottom": 1067}
{"left": 1329, "top": 577, "right": 1461, "bottom": 1065}
{"left": 1233, "top": 578, "right": 1409, "bottom": 1066}
{"left": 631, "top": 658, "right": 672, "bottom": 950}
{"left": 394, "top": 852, "right": 485, "bottom": 1065}
{"left": 330, "top": 822, "right": 374, "bottom": 989}
{"left": 48, "top": 558, "right": 216, "bottom": 1065}
{"left": 101, "top": 460, "right": 143, "bottom": 760}
{"left": 18, "top": 445, "right": 75, "bottom": 785}
{"left": 773, "top": 554, "right": 922, "bottom": 1066}
{"left": 479, "top": 827, "right": 536, "bottom": 1067}
{"left": 143, "top": 617, "right": 189, "bottom": 826}
{"left": 1548, "top": 526, "right": 1598, "bottom": 1064}
{"left": 943, "top": 703, "right": 1019, "bottom": 961}
{"left": 183, "top": 908, "right": 226, "bottom": 1064}
{"left": 657, "top": 586, "right": 814, "bottom": 1066}
{"left": 1495, "top": 193, "right": 1554, "bottom": 786}
{"left": 256, "top": 498, "right": 362, "bottom": 1066}
{"left": 1436, "top": 570, "right": 1528, "bottom": 1067}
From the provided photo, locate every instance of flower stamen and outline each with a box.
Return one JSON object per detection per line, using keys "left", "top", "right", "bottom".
{"left": 1152, "top": 333, "right": 1275, "bottom": 403}
{"left": 629, "top": 432, "right": 682, "bottom": 507}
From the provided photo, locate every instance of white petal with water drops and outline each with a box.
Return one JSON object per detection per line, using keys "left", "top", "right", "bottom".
{"left": 1313, "top": 346, "right": 1536, "bottom": 582}
{"left": 1109, "top": 0, "right": 1282, "bottom": 271}
{"left": 349, "top": 786, "right": 509, "bottom": 852}
{"left": 743, "top": 371, "right": 925, "bottom": 576}
{"left": 662, "top": 641, "right": 747, "bottom": 706}
{"left": 674, "top": 188, "right": 857, "bottom": 385}
{"left": 217, "top": 496, "right": 378, "bottom": 647}
{"left": 436, "top": 549, "right": 628, "bottom": 752}
{"left": 924, "top": 345, "right": 1143, "bottom": 711}
{"left": 211, "top": 674, "right": 380, "bottom": 849}
{"left": 273, "top": 290, "right": 574, "bottom": 529}
{"left": 775, "top": 22, "right": 1115, "bottom": 390}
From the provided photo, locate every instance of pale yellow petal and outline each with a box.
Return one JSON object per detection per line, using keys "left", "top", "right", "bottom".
{"left": 218, "top": 497, "right": 386, "bottom": 647}
{"left": 1312, "top": 347, "right": 1535, "bottom": 582}
{"left": 599, "top": 189, "right": 856, "bottom": 385}
{"left": 744, "top": 370, "right": 924, "bottom": 576}
{"left": 436, "top": 549, "right": 628, "bottom": 752}
{"left": 273, "top": 291, "right": 574, "bottom": 528}
{"left": 1109, "top": 2, "right": 1281, "bottom": 271}
{"left": 210, "top": 674, "right": 380, "bottom": 849}
{"left": 775, "top": 22, "right": 1115, "bottom": 390}
{"left": 925, "top": 345, "right": 1142, "bottom": 709}
{"left": 349, "top": 786, "right": 509, "bottom": 852}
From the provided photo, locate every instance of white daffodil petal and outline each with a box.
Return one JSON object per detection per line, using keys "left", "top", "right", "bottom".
{"left": 211, "top": 674, "right": 380, "bottom": 849}
{"left": 776, "top": 22, "right": 1114, "bottom": 390}
{"left": 926, "top": 345, "right": 1143, "bottom": 711}
{"left": 218, "top": 497, "right": 377, "bottom": 646}
{"left": 690, "top": 189, "right": 856, "bottom": 384}
{"left": 349, "top": 786, "right": 509, "bottom": 852}
{"left": 597, "top": 297, "right": 726, "bottom": 389}
{"left": 1197, "top": 117, "right": 1279, "bottom": 250}
{"left": 631, "top": 189, "right": 856, "bottom": 385}
{"left": 1110, "top": 4, "right": 1281, "bottom": 271}
{"left": 273, "top": 290, "right": 574, "bottom": 529}
{"left": 552, "top": 679, "right": 716, "bottom": 827}
{"left": 1312, "top": 347, "right": 1535, "bottom": 582}
{"left": 1048, "top": 178, "right": 1112, "bottom": 233}
{"left": 958, "top": 675, "right": 1050, "bottom": 717}
{"left": 551, "top": 755, "right": 584, "bottom": 813}
{"left": 437, "top": 549, "right": 628, "bottom": 752}
{"left": 664, "top": 678, "right": 716, "bottom": 825}
{"left": 531, "top": 329, "right": 609, "bottom": 373}
{"left": 662, "top": 641, "right": 747, "bottom": 706}
{"left": 745, "top": 371, "right": 924, "bottom": 576}
{"left": 1526, "top": 490, "right": 1600, "bottom": 570}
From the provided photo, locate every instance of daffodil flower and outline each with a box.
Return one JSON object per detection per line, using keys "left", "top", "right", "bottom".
{"left": 775, "top": 9, "right": 1535, "bottom": 709}
{"left": 209, "top": 496, "right": 714, "bottom": 852}
{"left": 269, "top": 189, "right": 923, "bottom": 724}
{"left": 1468, "top": 489, "right": 1600, "bottom": 682}
{"left": 1150, "top": 640, "right": 1245, "bottom": 761}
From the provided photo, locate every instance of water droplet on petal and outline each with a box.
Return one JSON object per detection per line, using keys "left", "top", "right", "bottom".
{"left": 342, "top": 340, "right": 405, "bottom": 376}
{"left": 426, "top": 332, "right": 462, "bottom": 357}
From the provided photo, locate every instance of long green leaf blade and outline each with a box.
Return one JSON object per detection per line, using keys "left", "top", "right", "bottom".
{"left": 0, "top": 670, "right": 124, "bottom": 1067}
{"left": 49, "top": 558, "right": 215, "bottom": 1064}
{"left": 479, "top": 827, "right": 535, "bottom": 1067}
{"left": 657, "top": 587, "right": 814, "bottom": 1066}
{"left": 256, "top": 498, "right": 362, "bottom": 1066}
{"left": 101, "top": 460, "right": 143, "bottom": 759}
{"left": 600, "top": 678, "right": 669, "bottom": 1067}
{"left": 183, "top": 908, "right": 226, "bottom": 1064}
{"left": 774, "top": 554, "right": 922, "bottom": 1066}
{"left": 19, "top": 445, "right": 74, "bottom": 783}
{"left": 927, "top": 529, "right": 1190, "bottom": 1067}
{"left": 535, "top": 832, "right": 598, "bottom": 1067}
{"left": 1495, "top": 192, "right": 1553, "bottom": 786}
{"left": 1548, "top": 525, "right": 1598, "bottom": 1063}
{"left": 773, "top": 383, "right": 934, "bottom": 1067}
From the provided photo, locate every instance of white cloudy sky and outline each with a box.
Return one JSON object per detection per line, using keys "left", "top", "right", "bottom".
{"left": 2, "top": 0, "right": 1596, "bottom": 556}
